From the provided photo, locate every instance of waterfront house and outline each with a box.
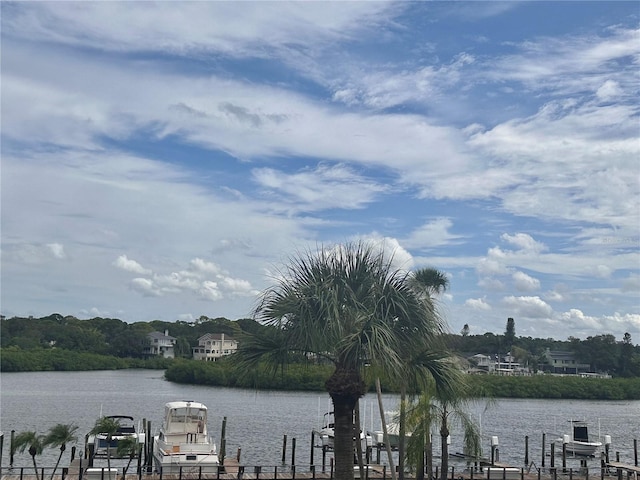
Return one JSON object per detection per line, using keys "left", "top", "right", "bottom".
{"left": 143, "top": 330, "right": 176, "bottom": 358}
{"left": 192, "top": 332, "right": 238, "bottom": 361}
{"left": 468, "top": 352, "right": 529, "bottom": 375}
{"left": 542, "top": 348, "right": 591, "bottom": 375}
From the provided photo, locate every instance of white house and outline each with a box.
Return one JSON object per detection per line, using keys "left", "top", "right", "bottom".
{"left": 144, "top": 330, "right": 176, "bottom": 358}
{"left": 192, "top": 333, "right": 238, "bottom": 361}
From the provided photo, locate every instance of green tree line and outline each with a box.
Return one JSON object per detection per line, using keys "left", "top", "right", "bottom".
{"left": 1, "top": 313, "right": 639, "bottom": 377}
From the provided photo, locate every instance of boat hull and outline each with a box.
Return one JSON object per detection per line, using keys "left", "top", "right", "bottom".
{"left": 153, "top": 447, "right": 219, "bottom": 474}
{"left": 555, "top": 439, "right": 602, "bottom": 456}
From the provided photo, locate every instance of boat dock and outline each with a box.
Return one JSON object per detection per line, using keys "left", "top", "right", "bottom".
{"left": 2, "top": 460, "right": 639, "bottom": 480}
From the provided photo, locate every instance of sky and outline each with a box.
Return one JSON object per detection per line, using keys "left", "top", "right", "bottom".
{"left": 1, "top": 1, "right": 639, "bottom": 343}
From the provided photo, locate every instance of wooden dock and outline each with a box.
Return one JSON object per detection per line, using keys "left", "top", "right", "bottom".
{"left": 3, "top": 460, "right": 638, "bottom": 480}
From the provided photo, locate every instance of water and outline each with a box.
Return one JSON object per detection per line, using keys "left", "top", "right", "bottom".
{"left": 1, "top": 370, "right": 638, "bottom": 470}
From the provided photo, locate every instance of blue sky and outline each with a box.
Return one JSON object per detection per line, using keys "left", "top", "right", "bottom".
{"left": 1, "top": 1, "right": 638, "bottom": 342}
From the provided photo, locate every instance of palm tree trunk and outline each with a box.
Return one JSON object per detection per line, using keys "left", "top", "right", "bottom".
{"left": 376, "top": 378, "right": 397, "bottom": 480}
{"left": 332, "top": 396, "right": 356, "bottom": 480}
{"left": 398, "top": 386, "right": 407, "bottom": 480}
{"left": 416, "top": 443, "right": 425, "bottom": 480}
{"left": 439, "top": 413, "right": 449, "bottom": 480}
{"left": 31, "top": 455, "right": 40, "bottom": 480}
{"left": 106, "top": 435, "right": 112, "bottom": 475}
{"left": 354, "top": 401, "right": 365, "bottom": 478}
{"left": 50, "top": 450, "right": 63, "bottom": 480}
{"left": 426, "top": 435, "right": 433, "bottom": 480}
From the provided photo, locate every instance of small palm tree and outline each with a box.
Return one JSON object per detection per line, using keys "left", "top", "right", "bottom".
{"left": 427, "top": 374, "right": 483, "bottom": 480}
{"left": 397, "top": 268, "right": 450, "bottom": 480}
{"left": 89, "top": 416, "right": 121, "bottom": 473}
{"left": 116, "top": 436, "right": 140, "bottom": 478}
{"left": 43, "top": 423, "right": 79, "bottom": 480}
{"left": 13, "top": 431, "right": 45, "bottom": 480}
{"left": 403, "top": 377, "right": 483, "bottom": 480}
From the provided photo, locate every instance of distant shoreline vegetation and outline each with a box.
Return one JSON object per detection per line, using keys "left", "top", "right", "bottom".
{"left": 1, "top": 348, "right": 639, "bottom": 400}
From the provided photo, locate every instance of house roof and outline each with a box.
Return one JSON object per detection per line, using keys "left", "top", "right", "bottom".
{"left": 198, "top": 332, "right": 236, "bottom": 341}
{"left": 147, "top": 331, "right": 176, "bottom": 341}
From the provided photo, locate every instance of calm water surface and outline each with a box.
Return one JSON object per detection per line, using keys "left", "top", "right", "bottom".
{"left": 1, "top": 370, "right": 638, "bottom": 469}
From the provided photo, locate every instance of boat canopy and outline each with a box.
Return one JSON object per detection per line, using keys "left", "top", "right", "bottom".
{"left": 163, "top": 401, "right": 208, "bottom": 434}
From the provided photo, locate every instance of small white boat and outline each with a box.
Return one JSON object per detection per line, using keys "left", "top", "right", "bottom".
{"left": 555, "top": 421, "right": 602, "bottom": 456}
{"left": 153, "top": 400, "right": 219, "bottom": 474}
{"left": 316, "top": 411, "right": 373, "bottom": 450}
{"left": 86, "top": 415, "right": 145, "bottom": 459}
{"left": 367, "top": 411, "right": 411, "bottom": 448}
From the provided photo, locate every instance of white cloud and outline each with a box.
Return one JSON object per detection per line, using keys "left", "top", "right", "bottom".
{"left": 130, "top": 278, "right": 162, "bottom": 297}
{"left": 220, "top": 277, "right": 256, "bottom": 295}
{"left": 476, "top": 257, "right": 510, "bottom": 277}
{"left": 501, "top": 233, "right": 547, "bottom": 254}
{"left": 46, "top": 243, "right": 66, "bottom": 259}
{"left": 543, "top": 284, "right": 571, "bottom": 303}
{"left": 501, "top": 295, "right": 553, "bottom": 318}
{"left": 114, "top": 255, "right": 152, "bottom": 275}
{"left": 199, "top": 281, "right": 223, "bottom": 301}
{"left": 190, "top": 258, "right": 225, "bottom": 275}
{"left": 596, "top": 80, "right": 622, "bottom": 101}
{"left": 252, "top": 164, "right": 388, "bottom": 213}
{"left": 2, "top": 2, "right": 398, "bottom": 57}
{"left": 464, "top": 297, "right": 491, "bottom": 311}
{"left": 403, "top": 218, "right": 462, "bottom": 250}
{"left": 512, "top": 271, "right": 540, "bottom": 292}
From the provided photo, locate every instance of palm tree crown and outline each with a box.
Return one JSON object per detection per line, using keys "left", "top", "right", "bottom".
{"left": 89, "top": 416, "right": 122, "bottom": 472}
{"left": 43, "top": 423, "right": 79, "bottom": 480}
{"left": 13, "top": 431, "right": 45, "bottom": 480}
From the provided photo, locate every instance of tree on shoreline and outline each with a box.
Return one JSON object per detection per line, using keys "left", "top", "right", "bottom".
{"left": 237, "top": 242, "right": 457, "bottom": 480}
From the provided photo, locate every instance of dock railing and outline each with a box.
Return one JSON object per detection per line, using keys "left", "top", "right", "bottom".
{"left": 1, "top": 464, "right": 638, "bottom": 480}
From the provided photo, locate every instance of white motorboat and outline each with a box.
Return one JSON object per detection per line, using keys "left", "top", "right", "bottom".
{"left": 555, "top": 421, "right": 602, "bottom": 456}
{"left": 316, "top": 411, "right": 373, "bottom": 450}
{"left": 153, "top": 400, "right": 219, "bottom": 474}
{"left": 367, "top": 411, "right": 411, "bottom": 448}
{"left": 86, "top": 415, "right": 145, "bottom": 459}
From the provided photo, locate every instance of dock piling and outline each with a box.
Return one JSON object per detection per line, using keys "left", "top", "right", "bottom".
{"left": 220, "top": 417, "right": 228, "bottom": 464}
{"left": 524, "top": 436, "right": 529, "bottom": 466}
{"left": 10, "top": 430, "right": 16, "bottom": 468}
{"left": 291, "top": 437, "right": 296, "bottom": 466}
{"left": 282, "top": 435, "right": 287, "bottom": 465}
{"left": 541, "top": 434, "right": 546, "bottom": 468}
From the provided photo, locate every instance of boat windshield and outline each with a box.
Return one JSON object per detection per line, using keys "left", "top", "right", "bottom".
{"left": 170, "top": 407, "right": 206, "bottom": 424}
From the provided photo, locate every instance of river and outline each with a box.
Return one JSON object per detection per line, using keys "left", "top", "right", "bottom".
{"left": 0, "top": 370, "right": 638, "bottom": 470}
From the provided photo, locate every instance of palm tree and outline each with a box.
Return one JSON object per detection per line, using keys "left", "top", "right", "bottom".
{"left": 396, "top": 268, "right": 450, "bottom": 480}
{"left": 116, "top": 436, "right": 141, "bottom": 479}
{"left": 403, "top": 394, "right": 434, "bottom": 480}
{"left": 43, "top": 423, "right": 79, "bottom": 480}
{"left": 238, "top": 241, "right": 457, "bottom": 480}
{"left": 89, "top": 416, "right": 122, "bottom": 474}
{"left": 434, "top": 375, "right": 483, "bottom": 480}
{"left": 13, "top": 431, "right": 45, "bottom": 480}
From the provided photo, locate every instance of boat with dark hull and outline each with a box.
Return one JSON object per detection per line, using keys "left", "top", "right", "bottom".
{"left": 86, "top": 415, "right": 145, "bottom": 460}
